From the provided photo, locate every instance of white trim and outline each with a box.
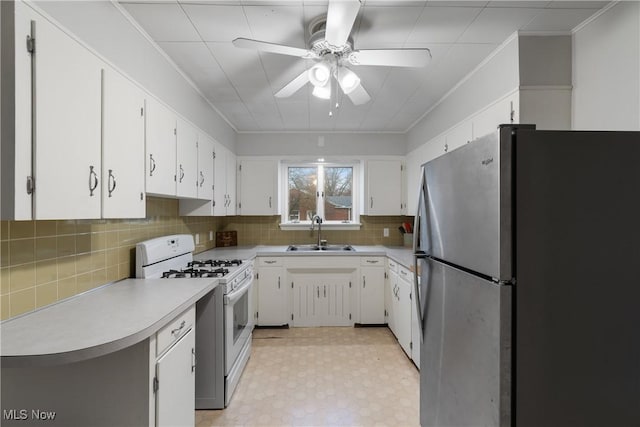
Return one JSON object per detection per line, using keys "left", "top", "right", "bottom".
{"left": 572, "top": 1, "right": 620, "bottom": 35}
{"left": 404, "top": 31, "right": 520, "bottom": 133}
{"left": 237, "top": 130, "right": 405, "bottom": 135}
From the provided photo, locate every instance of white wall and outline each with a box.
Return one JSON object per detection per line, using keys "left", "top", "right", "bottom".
{"left": 572, "top": 2, "right": 640, "bottom": 131}
{"left": 406, "top": 36, "right": 520, "bottom": 153}
{"left": 32, "top": 1, "right": 237, "bottom": 150}
{"left": 236, "top": 132, "right": 406, "bottom": 156}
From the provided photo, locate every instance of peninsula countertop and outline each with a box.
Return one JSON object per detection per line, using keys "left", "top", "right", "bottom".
{"left": 0, "top": 278, "right": 218, "bottom": 367}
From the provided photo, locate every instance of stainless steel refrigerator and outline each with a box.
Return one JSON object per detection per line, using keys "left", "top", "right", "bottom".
{"left": 413, "top": 125, "right": 640, "bottom": 427}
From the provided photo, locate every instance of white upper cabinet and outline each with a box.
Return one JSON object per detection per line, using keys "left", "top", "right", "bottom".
{"left": 213, "top": 143, "right": 236, "bottom": 216}
{"left": 1, "top": 1, "right": 33, "bottom": 220}
{"left": 176, "top": 119, "right": 199, "bottom": 199}
{"left": 178, "top": 133, "right": 215, "bottom": 216}
{"left": 238, "top": 159, "right": 278, "bottom": 215}
{"left": 366, "top": 160, "right": 405, "bottom": 216}
{"left": 145, "top": 98, "right": 177, "bottom": 197}
{"left": 33, "top": 8, "right": 102, "bottom": 220}
{"left": 102, "top": 68, "right": 146, "bottom": 219}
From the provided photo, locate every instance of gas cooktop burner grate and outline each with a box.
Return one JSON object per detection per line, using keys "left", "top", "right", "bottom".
{"left": 161, "top": 267, "right": 230, "bottom": 279}
{"left": 188, "top": 259, "right": 243, "bottom": 268}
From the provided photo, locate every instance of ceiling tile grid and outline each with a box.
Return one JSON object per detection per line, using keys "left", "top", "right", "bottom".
{"left": 119, "top": 0, "right": 606, "bottom": 133}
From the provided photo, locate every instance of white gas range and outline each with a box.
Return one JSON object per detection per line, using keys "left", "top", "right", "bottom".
{"left": 136, "top": 234, "right": 254, "bottom": 409}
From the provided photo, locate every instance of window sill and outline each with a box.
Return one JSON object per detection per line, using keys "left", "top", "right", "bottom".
{"left": 279, "top": 223, "right": 362, "bottom": 231}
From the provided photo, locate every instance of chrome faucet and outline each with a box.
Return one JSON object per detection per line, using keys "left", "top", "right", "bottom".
{"left": 310, "top": 215, "right": 323, "bottom": 247}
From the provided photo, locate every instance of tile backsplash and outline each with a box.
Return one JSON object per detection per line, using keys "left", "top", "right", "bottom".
{"left": 1, "top": 199, "right": 409, "bottom": 320}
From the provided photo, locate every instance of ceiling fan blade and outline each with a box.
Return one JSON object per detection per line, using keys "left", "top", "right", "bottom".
{"left": 275, "top": 70, "right": 310, "bottom": 98}
{"left": 346, "top": 83, "right": 370, "bottom": 105}
{"left": 325, "top": 0, "right": 361, "bottom": 47}
{"left": 232, "top": 38, "right": 316, "bottom": 59}
{"left": 348, "top": 49, "right": 432, "bottom": 67}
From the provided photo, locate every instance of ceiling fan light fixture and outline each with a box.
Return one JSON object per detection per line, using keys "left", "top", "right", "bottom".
{"left": 312, "top": 82, "right": 331, "bottom": 99}
{"left": 337, "top": 67, "right": 360, "bottom": 94}
{"left": 308, "top": 62, "right": 331, "bottom": 87}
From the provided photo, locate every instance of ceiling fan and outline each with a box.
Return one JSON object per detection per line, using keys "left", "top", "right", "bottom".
{"left": 232, "top": 0, "right": 431, "bottom": 106}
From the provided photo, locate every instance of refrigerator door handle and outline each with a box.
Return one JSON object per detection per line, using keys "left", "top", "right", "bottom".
{"left": 413, "top": 254, "right": 428, "bottom": 342}
{"left": 413, "top": 166, "right": 428, "bottom": 255}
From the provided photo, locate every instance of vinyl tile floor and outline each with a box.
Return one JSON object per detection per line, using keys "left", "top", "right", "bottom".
{"left": 196, "top": 326, "right": 419, "bottom": 427}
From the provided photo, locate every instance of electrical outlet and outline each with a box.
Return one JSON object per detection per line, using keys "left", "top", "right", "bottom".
{"left": 383, "top": 228, "right": 389, "bottom": 237}
{"left": 195, "top": 233, "right": 200, "bottom": 245}
{"left": 209, "top": 231, "right": 214, "bottom": 241}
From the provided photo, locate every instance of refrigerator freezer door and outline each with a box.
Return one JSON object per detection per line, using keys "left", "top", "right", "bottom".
{"left": 420, "top": 257, "right": 511, "bottom": 427}
{"left": 422, "top": 130, "right": 512, "bottom": 281}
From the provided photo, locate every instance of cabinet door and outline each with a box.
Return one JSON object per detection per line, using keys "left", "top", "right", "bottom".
{"left": 34, "top": 13, "right": 102, "bottom": 219}
{"left": 257, "top": 267, "right": 287, "bottom": 326}
{"left": 197, "top": 134, "right": 215, "bottom": 200}
{"left": 226, "top": 151, "right": 237, "bottom": 215}
{"left": 176, "top": 119, "right": 198, "bottom": 199}
{"left": 325, "top": 278, "right": 351, "bottom": 327}
{"left": 361, "top": 267, "right": 385, "bottom": 324}
{"left": 146, "top": 98, "right": 176, "bottom": 196}
{"left": 387, "top": 270, "right": 398, "bottom": 334}
{"left": 367, "top": 160, "right": 403, "bottom": 216}
{"left": 396, "top": 277, "right": 412, "bottom": 357}
{"left": 102, "top": 68, "right": 145, "bottom": 218}
{"left": 292, "top": 275, "right": 316, "bottom": 327}
{"left": 155, "top": 328, "right": 195, "bottom": 427}
{"left": 213, "top": 144, "right": 227, "bottom": 216}
{"left": 238, "top": 159, "right": 278, "bottom": 215}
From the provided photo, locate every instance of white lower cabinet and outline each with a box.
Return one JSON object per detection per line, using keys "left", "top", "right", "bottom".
{"left": 256, "top": 262, "right": 288, "bottom": 326}
{"left": 155, "top": 327, "right": 195, "bottom": 427}
{"left": 291, "top": 273, "right": 352, "bottom": 327}
{"left": 360, "top": 258, "right": 385, "bottom": 324}
{"left": 152, "top": 306, "right": 196, "bottom": 427}
{"left": 394, "top": 272, "right": 412, "bottom": 358}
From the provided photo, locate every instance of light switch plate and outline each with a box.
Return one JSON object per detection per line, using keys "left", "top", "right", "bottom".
{"left": 195, "top": 234, "right": 200, "bottom": 245}
{"left": 209, "top": 231, "right": 214, "bottom": 241}
{"left": 383, "top": 228, "right": 389, "bottom": 237}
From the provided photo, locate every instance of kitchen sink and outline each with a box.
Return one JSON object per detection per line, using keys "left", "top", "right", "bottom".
{"left": 286, "top": 244, "right": 355, "bottom": 252}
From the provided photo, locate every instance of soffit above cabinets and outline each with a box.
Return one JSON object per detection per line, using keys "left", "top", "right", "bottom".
{"left": 119, "top": 0, "right": 607, "bottom": 133}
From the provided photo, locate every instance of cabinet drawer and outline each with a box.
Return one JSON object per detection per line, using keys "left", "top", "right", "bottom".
{"left": 361, "top": 257, "right": 384, "bottom": 266}
{"left": 157, "top": 306, "right": 195, "bottom": 357}
{"left": 387, "top": 258, "right": 399, "bottom": 273}
{"left": 257, "top": 257, "right": 283, "bottom": 267}
{"left": 398, "top": 265, "right": 412, "bottom": 283}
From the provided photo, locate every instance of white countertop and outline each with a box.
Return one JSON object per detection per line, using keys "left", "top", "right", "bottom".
{"left": 196, "top": 245, "right": 415, "bottom": 270}
{"left": 1, "top": 245, "right": 414, "bottom": 368}
{"left": 0, "top": 278, "right": 218, "bottom": 367}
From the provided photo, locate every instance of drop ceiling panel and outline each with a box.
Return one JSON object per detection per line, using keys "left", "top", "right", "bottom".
{"left": 157, "top": 42, "right": 228, "bottom": 86}
{"left": 406, "top": 6, "right": 482, "bottom": 44}
{"left": 243, "top": 4, "right": 306, "bottom": 46}
{"left": 180, "top": 4, "right": 252, "bottom": 42}
{"left": 547, "top": 1, "right": 609, "bottom": 9}
{"left": 276, "top": 101, "right": 310, "bottom": 130}
{"left": 121, "top": 3, "right": 200, "bottom": 42}
{"left": 355, "top": 6, "right": 424, "bottom": 48}
{"left": 458, "top": 7, "right": 544, "bottom": 43}
{"left": 206, "top": 42, "right": 271, "bottom": 88}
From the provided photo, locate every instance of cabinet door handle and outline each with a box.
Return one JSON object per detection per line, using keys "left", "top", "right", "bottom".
{"left": 199, "top": 171, "right": 205, "bottom": 187}
{"left": 363, "top": 276, "right": 366, "bottom": 288}
{"left": 107, "top": 169, "right": 116, "bottom": 197}
{"left": 264, "top": 260, "right": 276, "bottom": 264}
{"left": 370, "top": 196, "right": 373, "bottom": 209}
{"left": 149, "top": 154, "right": 156, "bottom": 176}
{"left": 278, "top": 277, "right": 280, "bottom": 289}
{"left": 171, "top": 320, "right": 186, "bottom": 336}
{"left": 324, "top": 285, "right": 326, "bottom": 298}
{"left": 366, "top": 260, "right": 379, "bottom": 264}
{"left": 89, "top": 166, "right": 98, "bottom": 196}
{"left": 269, "top": 196, "right": 272, "bottom": 208}
{"left": 179, "top": 164, "right": 185, "bottom": 183}
{"left": 191, "top": 348, "right": 196, "bottom": 373}
{"left": 317, "top": 286, "right": 320, "bottom": 298}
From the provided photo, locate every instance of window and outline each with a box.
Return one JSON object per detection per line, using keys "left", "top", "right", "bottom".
{"left": 283, "top": 162, "right": 360, "bottom": 228}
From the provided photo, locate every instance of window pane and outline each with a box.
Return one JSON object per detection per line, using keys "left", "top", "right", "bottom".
{"left": 324, "top": 167, "right": 353, "bottom": 222}
{"left": 288, "top": 167, "right": 317, "bottom": 222}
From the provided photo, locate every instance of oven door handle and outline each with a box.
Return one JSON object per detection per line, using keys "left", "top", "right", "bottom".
{"left": 224, "top": 277, "right": 253, "bottom": 305}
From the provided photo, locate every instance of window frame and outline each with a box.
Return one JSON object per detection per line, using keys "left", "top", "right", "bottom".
{"left": 280, "top": 161, "right": 361, "bottom": 230}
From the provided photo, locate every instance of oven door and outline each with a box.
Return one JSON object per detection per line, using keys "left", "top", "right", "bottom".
{"left": 224, "top": 273, "right": 254, "bottom": 374}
